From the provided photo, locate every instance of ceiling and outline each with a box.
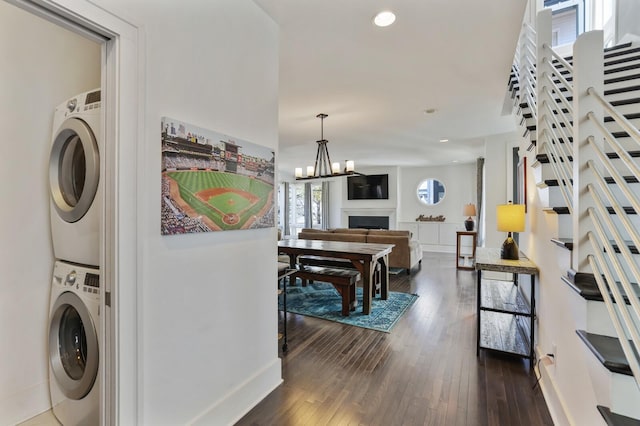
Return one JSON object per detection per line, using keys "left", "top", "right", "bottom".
{"left": 254, "top": 0, "right": 528, "bottom": 178}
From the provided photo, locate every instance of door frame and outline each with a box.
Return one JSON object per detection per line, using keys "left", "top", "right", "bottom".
{"left": 5, "top": 0, "right": 141, "bottom": 424}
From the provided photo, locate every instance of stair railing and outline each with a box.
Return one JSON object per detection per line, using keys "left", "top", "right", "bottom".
{"left": 511, "top": 7, "right": 640, "bottom": 395}
{"left": 588, "top": 88, "right": 640, "bottom": 181}
{"left": 517, "top": 22, "right": 538, "bottom": 121}
{"left": 576, "top": 32, "right": 640, "bottom": 390}
{"left": 536, "top": 18, "right": 575, "bottom": 212}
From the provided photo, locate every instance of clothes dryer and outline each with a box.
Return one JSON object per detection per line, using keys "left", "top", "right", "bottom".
{"left": 48, "top": 260, "right": 100, "bottom": 426}
{"left": 49, "top": 89, "right": 101, "bottom": 267}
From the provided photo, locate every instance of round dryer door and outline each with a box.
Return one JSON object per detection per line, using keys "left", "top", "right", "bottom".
{"left": 49, "top": 292, "right": 99, "bottom": 400}
{"left": 50, "top": 117, "right": 100, "bottom": 223}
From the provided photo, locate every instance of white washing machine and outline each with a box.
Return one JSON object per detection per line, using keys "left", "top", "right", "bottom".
{"left": 48, "top": 260, "right": 100, "bottom": 426}
{"left": 49, "top": 89, "right": 101, "bottom": 267}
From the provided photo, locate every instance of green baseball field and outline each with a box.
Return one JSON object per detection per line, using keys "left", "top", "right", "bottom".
{"left": 165, "top": 170, "right": 273, "bottom": 231}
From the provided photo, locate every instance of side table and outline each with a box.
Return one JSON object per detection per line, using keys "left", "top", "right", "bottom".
{"left": 475, "top": 248, "right": 538, "bottom": 368}
{"left": 456, "top": 231, "right": 477, "bottom": 270}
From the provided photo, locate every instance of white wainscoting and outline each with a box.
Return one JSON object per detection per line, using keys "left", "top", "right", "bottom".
{"left": 398, "top": 221, "right": 465, "bottom": 253}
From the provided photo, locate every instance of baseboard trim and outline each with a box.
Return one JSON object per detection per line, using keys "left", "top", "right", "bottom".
{"left": 536, "top": 347, "right": 573, "bottom": 426}
{"left": 0, "top": 380, "right": 51, "bottom": 425}
{"left": 188, "top": 357, "right": 282, "bottom": 426}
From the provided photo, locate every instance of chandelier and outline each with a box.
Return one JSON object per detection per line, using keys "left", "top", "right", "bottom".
{"left": 294, "top": 113, "right": 356, "bottom": 180}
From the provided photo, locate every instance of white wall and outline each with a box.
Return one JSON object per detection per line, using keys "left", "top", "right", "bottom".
{"left": 0, "top": 2, "right": 101, "bottom": 424}
{"left": 398, "top": 163, "right": 476, "bottom": 224}
{"left": 324, "top": 163, "right": 479, "bottom": 232}
{"left": 86, "top": 0, "right": 281, "bottom": 425}
{"left": 518, "top": 149, "right": 603, "bottom": 424}
{"left": 87, "top": 0, "right": 280, "bottom": 424}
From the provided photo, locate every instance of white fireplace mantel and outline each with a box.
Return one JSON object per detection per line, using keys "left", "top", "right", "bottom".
{"left": 341, "top": 208, "right": 397, "bottom": 229}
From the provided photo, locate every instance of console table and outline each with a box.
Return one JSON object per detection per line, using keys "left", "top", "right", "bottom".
{"left": 475, "top": 248, "right": 538, "bottom": 367}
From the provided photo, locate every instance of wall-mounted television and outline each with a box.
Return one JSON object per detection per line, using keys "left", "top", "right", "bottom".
{"left": 347, "top": 174, "right": 389, "bottom": 200}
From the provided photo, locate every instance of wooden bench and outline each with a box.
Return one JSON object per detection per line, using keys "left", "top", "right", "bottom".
{"left": 298, "top": 255, "right": 381, "bottom": 296}
{"left": 294, "top": 265, "right": 361, "bottom": 316}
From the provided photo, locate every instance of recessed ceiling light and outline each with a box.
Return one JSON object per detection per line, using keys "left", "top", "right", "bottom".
{"left": 452, "top": 160, "right": 459, "bottom": 163}
{"left": 439, "top": 138, "right": 449, "bottom": 143}
{"left": 373, "top": 11, "right": 396, "bottom": 27}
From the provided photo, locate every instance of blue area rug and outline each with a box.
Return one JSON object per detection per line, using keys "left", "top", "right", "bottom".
{"left": 281, "top": 280, "right": 418, "bottom": 333}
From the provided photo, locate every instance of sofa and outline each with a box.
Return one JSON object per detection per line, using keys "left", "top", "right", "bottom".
{"left": 297, "top": 228, "right": 423, "bottom": 274}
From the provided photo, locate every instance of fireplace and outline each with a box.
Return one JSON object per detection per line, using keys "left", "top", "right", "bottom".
{"left": 348, "top": 215, "right": 389, "bottom": 230}
{"left": 342, "top": 208, "right": 396, "bottom": 229}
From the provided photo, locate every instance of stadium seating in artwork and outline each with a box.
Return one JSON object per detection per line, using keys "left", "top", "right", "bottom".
{"left": 160, "top": 117, "right": 275, "bottom": 235}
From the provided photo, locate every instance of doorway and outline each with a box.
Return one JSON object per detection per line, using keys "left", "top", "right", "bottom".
{"left": 1, "top": 0, "right": 140, "bottom": 424}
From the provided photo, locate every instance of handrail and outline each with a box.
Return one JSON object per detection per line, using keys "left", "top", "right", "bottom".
{"left": 587, "top": 116, "right": 640, "bottom": 183}
{"left": 588, "top": 87, "right": 640, "bottom": 147}
{"left": 587, "top": 250, "right": 640, "bottom": 384}
{"left": 510, "top": 16, "right": 640, "bottom": 399}
{"left": 541, "top": 126, "right": 573, "bottom": 193}
{"left": 544, "top": 43, "right": 574, "bottom": 73}
{"left": 587, "top": 164, "right": 640, "bottom": 287}
{"left": 523, "top": 22, "right": 536, "bottom": 38}
{"left": 542, "top": 63, "right": 574, "bottom": 98}
{"left": 541, "top": 102, "right": 573, "bottom": 161}
{"left": 524, "top": 87, "right": 537, "bottom": 109}
{"left": 539, "top": 131, "right": 573, "bottom": 212}
{"left": 525, "top": 44, "right": 537, "bottom": 62}
{"left": 586, "top": 144, "right": 640, "bottom": 220}
{"left": 587, "top": 209, "right": 640, "bottom": 351}
{"left": 543, "top": 88, "right": 573, "bottom": 143}
{"left": 523, "top": 21, "right": 536, "bottom": 35}
{"left": 588, "top": 183, "right": 640, "bottom": 297}
{"left": 539, "top": 149, "right": 573, "bottom": 209}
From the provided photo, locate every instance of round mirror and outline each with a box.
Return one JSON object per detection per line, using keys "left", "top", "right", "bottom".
{"left": 417, "top": 178, "right": 446, "bottom": 205}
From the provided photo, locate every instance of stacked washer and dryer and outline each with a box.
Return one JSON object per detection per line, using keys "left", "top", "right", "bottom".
{"left": 47, "top": 89, "right": 102, "bottom": 426}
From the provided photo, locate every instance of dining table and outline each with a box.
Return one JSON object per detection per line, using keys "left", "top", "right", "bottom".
{"left": 278, "top": 238, "right": 395, "bottom": 315}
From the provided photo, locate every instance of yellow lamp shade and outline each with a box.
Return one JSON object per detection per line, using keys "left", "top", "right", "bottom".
{"left": 497, "top": 203, "right": 525, "bottom": 232}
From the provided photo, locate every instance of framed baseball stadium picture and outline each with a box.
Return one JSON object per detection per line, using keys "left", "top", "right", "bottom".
{"left": 161, "top": 117, "right": 275, "bottom": 235}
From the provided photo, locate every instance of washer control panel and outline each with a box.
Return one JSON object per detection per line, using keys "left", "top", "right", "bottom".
{"left": 53, "top": 262, "right": 100, "bottom": 300}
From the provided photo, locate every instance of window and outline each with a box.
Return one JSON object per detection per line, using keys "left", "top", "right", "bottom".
{"left": 280, "top": 181, "right": 329, "bottom": 237}
{"left": 290, "top": 182, "right": 306, "bottom": 236}
{"left": 417, "top": 178, "right": 446, "bottom": 205}
{"left": 551, "top": 5, "right": 579, "bottom": 47}
{"left": 544, "top": 0, "right": 617, "bottom": 48}
{"left": 310, "top": 182, "right": 323, "bottom": 229}
{"left": 544, "top": 0, "right": 584, "bottom": 48}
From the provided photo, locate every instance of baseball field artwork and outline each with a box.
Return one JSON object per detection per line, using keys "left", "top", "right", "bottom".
{"left": 161, "top": 117, "right": 275, "bottom": 235}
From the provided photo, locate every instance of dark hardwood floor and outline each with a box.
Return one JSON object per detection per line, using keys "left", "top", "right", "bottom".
{"left": 237, "top": 251, "right": 553, "bottom": 425}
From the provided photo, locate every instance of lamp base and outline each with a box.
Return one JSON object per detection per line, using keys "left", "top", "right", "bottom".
{"left": 500, "top": 236, "right": 520, "bottom": 260}
{"left": 464, "top": 218, "right": 474, "bottom": 231}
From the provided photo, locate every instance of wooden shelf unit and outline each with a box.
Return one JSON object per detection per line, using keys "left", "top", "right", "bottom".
{"left": 475, "top": 248, "right": 538, "bottom": 366}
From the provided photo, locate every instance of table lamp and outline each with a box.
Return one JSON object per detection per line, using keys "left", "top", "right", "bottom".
{"left": 496, "top": 201, "right": 525, "bottom": 260}
{"left": 463, "top": 203, "right": 477, "bottom": 231}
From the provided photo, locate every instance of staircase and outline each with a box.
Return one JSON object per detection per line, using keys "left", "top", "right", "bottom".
{"left": 509, "top": 9, "right": 640, "bottom": 426}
